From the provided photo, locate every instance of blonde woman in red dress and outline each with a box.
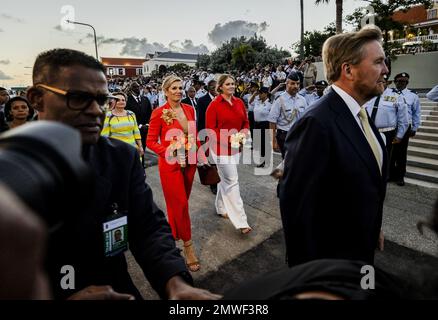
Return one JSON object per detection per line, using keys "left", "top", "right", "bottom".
{"left": 147, "top": 75, "right": 205, "bottom": 272}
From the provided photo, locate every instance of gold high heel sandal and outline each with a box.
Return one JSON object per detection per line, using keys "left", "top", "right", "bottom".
{"left": 183, "top": 240, "right": 200, "bottom": 272}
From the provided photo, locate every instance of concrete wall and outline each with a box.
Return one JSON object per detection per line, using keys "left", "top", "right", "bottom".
{"left": 390, "top": 52, "right": 438, "bottom": 90}
{"left": 314, "top": 51, "right": 438, "bottom": 90}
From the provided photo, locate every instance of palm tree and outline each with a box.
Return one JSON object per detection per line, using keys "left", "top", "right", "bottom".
{"left": 300, "top": 0, "right": 305, "bottom": 59}
{"left": 315, "top": 0, "right": 344, "bottom": 34}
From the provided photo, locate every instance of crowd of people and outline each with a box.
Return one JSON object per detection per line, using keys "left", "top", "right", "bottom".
{"left": 2, "top": 24, "right": 438, "bottom": 300}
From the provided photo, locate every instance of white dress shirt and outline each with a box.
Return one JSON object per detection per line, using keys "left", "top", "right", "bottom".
{"left": 332, "top": 84, "right": 383, "bottom": 170}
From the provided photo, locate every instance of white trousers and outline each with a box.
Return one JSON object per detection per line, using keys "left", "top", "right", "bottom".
{"left": 210, "top": 151, "right": 249, "bottom": 229}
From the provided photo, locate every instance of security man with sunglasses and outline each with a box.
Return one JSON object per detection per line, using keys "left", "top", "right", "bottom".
{"left": 26, "top": 48, "right": 220, "bottom": 300}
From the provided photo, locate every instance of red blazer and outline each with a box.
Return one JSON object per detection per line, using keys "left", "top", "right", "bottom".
{"left": 205, "top": 95, "right": 249, "bottom": 156}
{"left": 147, "top": 103, "right": 203, "bottom": 165}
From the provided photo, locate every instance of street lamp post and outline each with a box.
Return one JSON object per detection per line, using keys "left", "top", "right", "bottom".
{"left": 66, "top": 20, "right": 99, "bottom": 60}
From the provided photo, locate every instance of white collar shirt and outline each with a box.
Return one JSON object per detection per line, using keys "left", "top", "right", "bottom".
{"left": 332, "top": 84, "right": 383, "bottom": 169}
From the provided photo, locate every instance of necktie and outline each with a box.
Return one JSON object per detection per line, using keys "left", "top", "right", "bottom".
{"left": 358, "top": 108, "right": 381, "bottom": 174}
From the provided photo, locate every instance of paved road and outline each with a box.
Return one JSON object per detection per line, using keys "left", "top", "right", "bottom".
{"left": 127, "top": 152, "right": 438, "bottom": 299}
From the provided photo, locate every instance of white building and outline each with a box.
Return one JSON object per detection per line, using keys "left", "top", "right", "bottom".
{"left": 143, "top": 52, "right": 198, "bottom": 76}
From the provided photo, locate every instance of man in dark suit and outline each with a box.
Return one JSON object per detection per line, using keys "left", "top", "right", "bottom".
{"left": 126, "top": 82, "right": 152, "bottom": 167}
{"left": 181, "top": 86, "right": 198, "bottom": 108}
{"left": 280, "top": 26, "right": 389, "bottom": 267}
{"left": 181, "top": 86, "right": 198, "bottom": 123}
{"left": 197, "top": 79, "right": 218, "bottom": 194}
{"left": 26, "top": 48, "right": 221, "bottom": 300}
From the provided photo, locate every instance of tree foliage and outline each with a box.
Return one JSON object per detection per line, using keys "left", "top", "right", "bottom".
{"left": 197, "top": 35, "right": 290, "bottom": 73}
{"left": 292, "top": 23, "right": 336, "bottom": 58}
{"left": 345, "top": 0, "right": 432, "bottom": 54}
{"left": 315, "top": 0, "right": 344, "bottom": 33}
{"left": 167, "top": 63, "right": 191, "bottom": 73}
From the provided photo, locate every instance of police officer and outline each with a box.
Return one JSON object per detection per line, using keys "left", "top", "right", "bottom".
{"left": 365, "top": 75, "right": 409, "bottom": 176}
{"left": 391, "top": 72, "right": 421, "bottom": 186}
{"left": 298, "top": 80, "right": 328, "bottom": 107}
{"left": 268, "top": 72, "right": 308, "bottom": 158}
{"left": 242, "top": 81, "right": 260, "bottom": 149}
{"left": 249, "top": 86, "right": 272, "bottom": 167}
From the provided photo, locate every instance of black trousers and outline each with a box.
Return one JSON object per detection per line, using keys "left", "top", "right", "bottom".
{"left": 140, "top": 126, "right": 148, "bottom": 168}
{"left": 275, "top": 129, "right": 288, "bottom": 198}
{"left": 276, "top": 129, "right": 288, "bottom": 159}
{"left": 254, "top": 121, "right": 270, "bottom": 160}
{"left": 382, "top": 129, "right": 396, "bottom": 180}
{"left": 248, "top": 111, "right": 255, "bottom": 147}
{"left": 390, "top": 125, "right": 411, "bottom": 181}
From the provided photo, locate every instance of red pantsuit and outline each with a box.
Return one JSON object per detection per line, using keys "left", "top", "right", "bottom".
{"left": 146, "top": 103, "right": 199, "bottom": 242}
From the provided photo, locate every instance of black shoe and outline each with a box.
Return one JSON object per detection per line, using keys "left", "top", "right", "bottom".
{"left": 210, "top": 185, "right": 217, "bottom": 195}
{"left": 256, "top": 161, "right": 265, "bottom": 168}
{"left": 396, "top": 179, "right": 405, "bottom": 186}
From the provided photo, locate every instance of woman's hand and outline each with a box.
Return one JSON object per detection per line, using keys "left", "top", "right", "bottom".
{"left": 137, "top": 145, "right": 144, "bottom": 157}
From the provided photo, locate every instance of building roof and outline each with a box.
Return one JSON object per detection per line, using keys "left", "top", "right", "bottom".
{"left": 101, "top": 57, "right": 147, "bottom": 66}
{"left": 392, "top": 5, "right": 428, "bottom": 24}
{"left": 155, "top": 52, "right": 199, "bottom": 61}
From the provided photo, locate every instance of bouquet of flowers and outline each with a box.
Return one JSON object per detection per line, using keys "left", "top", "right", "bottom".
{"left": 230, "top": 132, "right": 247, "bottom": 149}
{"left": 169, "top": 134, "right": 196, "bottom": 168}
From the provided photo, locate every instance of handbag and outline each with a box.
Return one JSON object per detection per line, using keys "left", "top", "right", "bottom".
{"left": 197, "top": 164, "right": 220, "bottom": 185}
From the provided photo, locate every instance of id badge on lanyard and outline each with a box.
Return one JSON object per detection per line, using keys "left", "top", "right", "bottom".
{"left": 103, "top": 203, "right": 128, "bottom": 257}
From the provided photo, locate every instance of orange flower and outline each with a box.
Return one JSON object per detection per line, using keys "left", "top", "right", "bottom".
{"left": 161, "top": 108, "right": 177, "bottom": 125}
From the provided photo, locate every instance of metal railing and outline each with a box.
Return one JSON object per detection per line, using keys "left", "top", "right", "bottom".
{"left": 392, "top": 34, "right": 438, "bottom": 44}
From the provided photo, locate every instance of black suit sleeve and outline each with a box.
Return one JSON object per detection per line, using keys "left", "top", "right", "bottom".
{"left": 142, "top": 98, "right": 152, "bottom": 125}
{"left": 0, "top": 112, "right": 8, "bottom": 133}
{"left": 279, "top": 116, "right": 330, "bottom": 265}
{"left": 127, "top": 153, "right": 191, "bottom": 298}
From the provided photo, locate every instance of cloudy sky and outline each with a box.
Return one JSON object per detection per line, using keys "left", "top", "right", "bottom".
{"left": 0, "top": 0, "right": 368, "bottom": 86}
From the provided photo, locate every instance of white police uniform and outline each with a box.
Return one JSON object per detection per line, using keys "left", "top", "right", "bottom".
{"left": 365, "top": 87, "right": 409, "bottom": 140}
{"left": 427, "top": 85, "right": 438, "bottom": 102}
{"left": 298, "top": 89, "right": 321, "bottom": 107}
{"left": 400, "top": 88, "right": 421, "bottom": 132}
{"left": 268, "top": 91, "right": 307, "bottom": 158}
{"left": 268, "top": 91, "right": 307, "bottom": 132}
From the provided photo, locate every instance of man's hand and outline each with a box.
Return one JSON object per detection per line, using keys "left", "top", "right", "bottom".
{"left": 392, "top": 137, "right": 402, "bottom": 144}
{"left": 377, "top": 230, "right": 384, "bottom": 251}
{"left": 67, "top": 285, "right": 135, "bottom": 300}
{"left": 165, "top": 276, "right": 222, "bottom": 300}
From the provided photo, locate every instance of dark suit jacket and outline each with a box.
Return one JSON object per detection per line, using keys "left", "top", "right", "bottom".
{"left": 279, "top": 89, "right": 387, "bottom": 267}
{"left": 0, "top": 110, "right": 8, "bottom": 133}
{"left": 181, "top": 96, "right": 197, "bottom": 108}
{"left": 126, "top": 94, "right": 152, "bottom": 147}
{"left": 196, "top": 93, "right": 212, "bottom": 133}
{"left": 47, "top": 137, "right": 191, "bottom": 299}
{"left": 126, "top": 94, "right": 152, "bottom": 127}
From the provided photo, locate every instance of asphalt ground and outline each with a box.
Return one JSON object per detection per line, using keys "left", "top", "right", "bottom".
{"left": 126, "top": 150, "right": 438, "bottom": 299}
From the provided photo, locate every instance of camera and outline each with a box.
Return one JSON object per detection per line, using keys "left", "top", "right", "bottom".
{"left": 0, "top": 121, "right": 93, "bottom": 231}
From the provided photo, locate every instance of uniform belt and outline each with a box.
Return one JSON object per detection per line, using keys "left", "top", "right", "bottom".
{"left": 277, "top": 129, "right": 288, "bottom": 134}
{"left": 378, "top": 127, "right": 396, "bottom": 133}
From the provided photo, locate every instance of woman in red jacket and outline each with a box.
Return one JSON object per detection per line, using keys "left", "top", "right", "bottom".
{"left": 146, "top": 75, "right": 203, "bottom": 272}
{"left": 205, "top": 74, "right": 252, "bottom": 234}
